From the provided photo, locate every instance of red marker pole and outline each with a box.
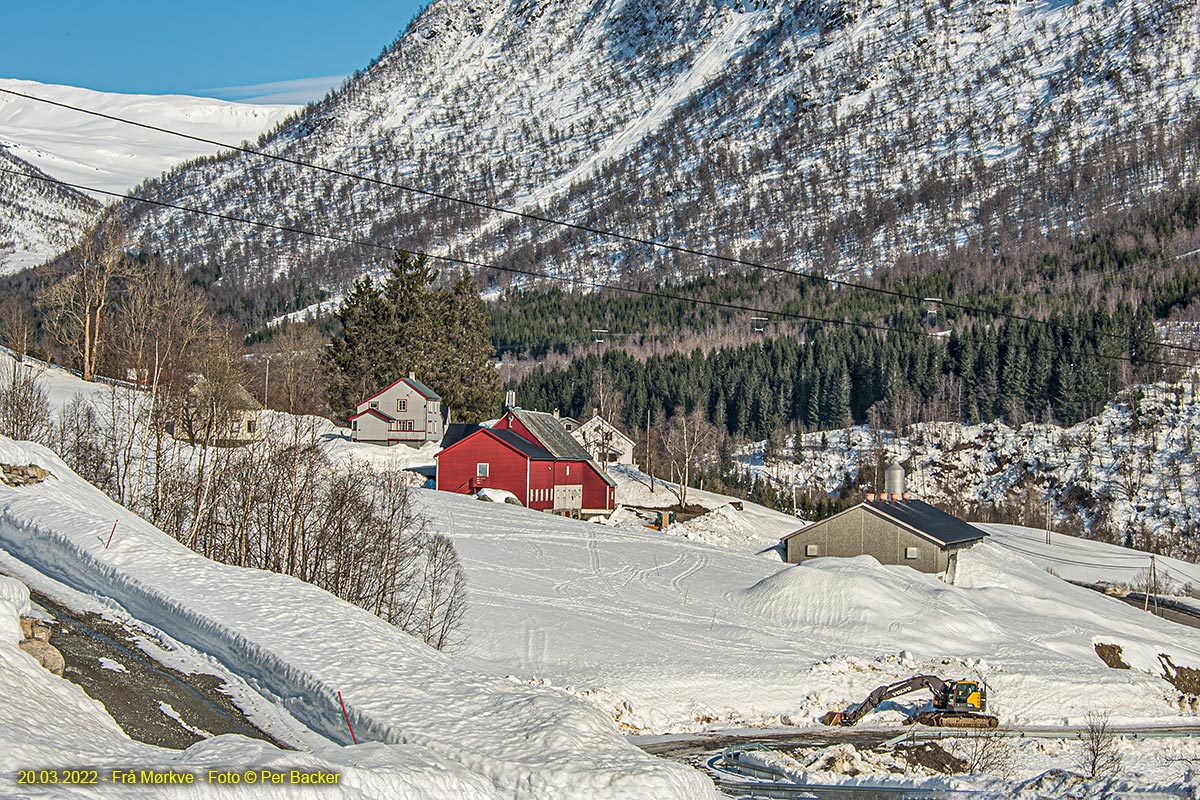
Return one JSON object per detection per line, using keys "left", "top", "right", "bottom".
{"left": 337, "top": 691, "right": 358, "bottom": 744}
{"left": 105, "top": 520, "right": 118, "bottom": 549}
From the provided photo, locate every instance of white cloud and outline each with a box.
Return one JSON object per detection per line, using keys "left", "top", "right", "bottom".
{"left": 201, "top": 75, "right": 347, "bottom": 105}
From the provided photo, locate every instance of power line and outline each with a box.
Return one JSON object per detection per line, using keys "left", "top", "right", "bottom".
{"left": 5, "top": 163, "right": 1193, "bottom": 374}
{"left": 0, "top": 165, "right": 904, "bottom": 337}
{"left": 3, "top": 85, "right": 1197, "bottom": 359}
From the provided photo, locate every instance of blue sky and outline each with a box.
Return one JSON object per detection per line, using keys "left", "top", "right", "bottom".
{"left": 1, "top": 1, "right": 429, "bottom": 103}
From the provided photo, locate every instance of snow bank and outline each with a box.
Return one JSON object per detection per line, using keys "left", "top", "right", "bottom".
{"left": 0, "top": 574, "right": 31, "bottom": 619}
{"left": 0, "top": 436, "right": 715, "bottom": 799}
{"left": 733, "top": 556, "right": 1004, "bottom": 650}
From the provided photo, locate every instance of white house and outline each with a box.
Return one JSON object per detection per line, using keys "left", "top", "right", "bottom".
{"left": 350, "top": 373, "right": 444, "bottom": 447}
{"left": 571, "top": 412, "right": 636, "bottom": 466}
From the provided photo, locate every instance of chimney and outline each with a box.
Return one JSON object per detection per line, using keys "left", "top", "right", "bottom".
{"left": 408, "top": 371, "right": 415, "bottom": 380}
{"left": 884, "top": 461, "right": 905, "bottom": 497}
{"left": 902, "top": 491, "right": 911, "bottom": 501}
{"left": 553, "top": 408, "right": 560, "bottom": 419}
{"left": 592, "top": 407, "right": 599, "bottom": 418}
{"left": 865, "top": 492, "right": 875, "bottom": 502}
{"left": 504, "top": 390, "right": 516, "bottom": 409}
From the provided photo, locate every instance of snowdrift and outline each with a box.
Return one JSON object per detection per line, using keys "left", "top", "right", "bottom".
{"left": 0, "top": 436, "right": 715, "bottom": 799}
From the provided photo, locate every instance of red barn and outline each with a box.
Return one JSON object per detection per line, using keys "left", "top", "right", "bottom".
{"left": 436, "top": 408, "right": 616, "bottom": 515}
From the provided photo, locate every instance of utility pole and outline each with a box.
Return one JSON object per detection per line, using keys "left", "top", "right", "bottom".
{"left": 1045, "top": 496, "right": 1052, "bottom": 546}
{"left": 646, "top": 407, "right": 654, "bottom": 493}
{"left": 592, "top": 329, "right": 608, "bottom": 472}
{"left": 1144, "top": 555, "right": 1159, "bottom": 614}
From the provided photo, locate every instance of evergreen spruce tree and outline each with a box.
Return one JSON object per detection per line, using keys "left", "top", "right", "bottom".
{"left": 325, "top": 253, "right": 500, "bottom": 422}
{"left": 326, "top": 275, "right": 390, "bottom": 417}
{"left": 438, "top": 270, "right": 501, "bottom": 422}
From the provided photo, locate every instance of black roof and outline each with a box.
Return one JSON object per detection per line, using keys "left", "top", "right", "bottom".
{"left": 441, "top": 423, "right": 482, "bottom": 449}
{"left": 864, "top": 498, "right": 986, "bottom": 547}
{"left": 782, "top": 498, "right": 986, "bottom": 548}
{"left": 488, "top": 429, "right": 556, "bottom": 460}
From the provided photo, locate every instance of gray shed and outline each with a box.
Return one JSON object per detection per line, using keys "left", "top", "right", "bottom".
{"left": 780, "top": 497, "right": 986, "bottom": 578}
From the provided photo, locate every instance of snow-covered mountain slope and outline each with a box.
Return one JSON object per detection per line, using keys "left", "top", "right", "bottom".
{"left": 112, "top": 0, "right": 1200, "bottom": 322}
{"left": 0, "top": 435, "right": 714, "bottom": 800}
{"left": 0, "top": 146, "right": 99, "bottom": 272}
{"left": 0, "top": 79, "right": 297, "bottom": 274}
{"left": 0, "top": 79, "right": 299, "bottom": 197}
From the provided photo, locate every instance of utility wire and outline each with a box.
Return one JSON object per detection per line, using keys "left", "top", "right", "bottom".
{"left": 2, "top": 85, "right": 1197, "bottom": 359}
{"left": 5, "top": 163, "right": 1194, "bottom": 374}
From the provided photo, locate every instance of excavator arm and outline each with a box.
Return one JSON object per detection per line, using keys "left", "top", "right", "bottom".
{"left": 822, "top": 675, "right": 949, "bottom": 727}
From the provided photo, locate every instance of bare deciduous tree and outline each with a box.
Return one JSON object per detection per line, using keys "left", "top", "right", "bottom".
{"left": 0, "top": 359, "right": 50, "bottom": 443}
{"left": 953, "top": 729, "right": 1014, "bottom": 776}
{"left": 1076, "top": 711, "right": 1122, "bottom": 779}
{"left": 0, "top": 298, "right": 35, "bottom": 358}
{"left": 662, "top": 409, "right": 718, "bottom": 507}
{"left": 40, "top": 217, "right": 134, "bottom": 382}
{"left": 111, "top": 260, "right": 210, "bottom": 386}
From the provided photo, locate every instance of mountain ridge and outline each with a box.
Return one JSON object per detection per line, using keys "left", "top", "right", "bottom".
{"left": 98, "top": 0, "right": 1200, "bottom": 329}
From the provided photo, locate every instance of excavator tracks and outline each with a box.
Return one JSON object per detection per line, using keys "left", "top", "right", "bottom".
{"left": 909, "top": 711, "right": 999, "bottom": 729}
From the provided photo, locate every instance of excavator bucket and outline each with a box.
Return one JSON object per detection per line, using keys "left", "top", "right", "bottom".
{"left": 819, "top": 710, "right": 845, "bottom": 726}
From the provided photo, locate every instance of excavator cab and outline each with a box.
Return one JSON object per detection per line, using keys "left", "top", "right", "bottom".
{"left": 946, "top": 680, "right": 986, "bottom": 714}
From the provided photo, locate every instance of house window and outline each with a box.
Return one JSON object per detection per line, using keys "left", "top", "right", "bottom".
{"left": 477, "top": 463, "right": 489, "bottom": 477}
{"left": 369, "top": 401, "right": 379, "bottom": 409}
{"left": 397, "top": 399, "right": 407, "bottom": 412}
{"left": 805, "top": 544, "right": 820, "bottom": 557}
{"left": 246, "top": 419, "right": 256, "bottom": 433}
{"left": 905, "top": 546, "right": 920, "bottom": 560}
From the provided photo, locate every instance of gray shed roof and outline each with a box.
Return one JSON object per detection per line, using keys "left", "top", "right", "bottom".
{"left": 782, "top": 498, "right": 986, "bottom": 549}
{"left": 404, "top": 375, "right": 441, "bottom": 400}
{"left": 511, "top": 409, "right": 594, "bottom": 460}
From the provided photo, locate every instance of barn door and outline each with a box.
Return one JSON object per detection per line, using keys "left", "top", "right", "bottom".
{"left": 553, "top": 484, "right": 583, "bottom": 510}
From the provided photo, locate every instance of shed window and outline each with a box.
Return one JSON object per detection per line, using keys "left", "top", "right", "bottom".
{"left": 477, "top": 463, "right": 489, "bottom": 477}
{"left": 905, "top": 546, "right": 920, "bottom": 560}
{"left": 805, "top": 544, "right": 820, "bottom": 557}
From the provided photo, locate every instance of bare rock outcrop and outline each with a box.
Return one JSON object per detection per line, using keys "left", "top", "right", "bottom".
{"left": 0, "top": 463, "right": 51, "bottom": 487}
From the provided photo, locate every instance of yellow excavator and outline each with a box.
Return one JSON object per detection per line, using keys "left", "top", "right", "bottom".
{"left": 820, "top": 675, "right": 998, "bottom": 729}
